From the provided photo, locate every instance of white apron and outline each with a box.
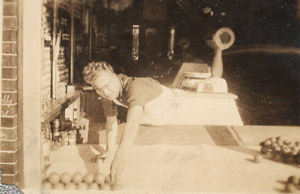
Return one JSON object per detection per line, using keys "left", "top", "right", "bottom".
{"left": 140, "top": 86, "right": 182, "bottom": 126}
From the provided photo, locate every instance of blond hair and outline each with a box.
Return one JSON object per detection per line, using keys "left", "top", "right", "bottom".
{"left": 83, "top": 61, "right": 114, "bottom": 84}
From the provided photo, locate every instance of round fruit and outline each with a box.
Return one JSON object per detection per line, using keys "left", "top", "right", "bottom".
{"left": 89, "top": 183, "right": 100, "bottom": 190}
{"left": 284, "top": 140, "right": 291, "bottom": 145}
{"left": 271, "top": 137, "right": 277, "bottom": 143}
{"left": 287, "top": 176, "right": 298, "bottom": 185}
{"left": 274, "top": 146, "right": 281, "bottom": 153}
{"left": 260, "top": 147, "right": 268, "bottom": 154}
{"left": 287, "top": 143, "right": 295, "bottom": 149}
{"left": 53, "top": 183, "right": 64, "bottom": 190}
{"left": 283, "top": 146, "right": 291, "bottom": 154}
{"left": 285, "top": 183, "right": 296, "bottom": 193}
{"left": 264, "top": 139, "right": 272, "bottom": 146}
{"left": 48, "top": 172, "right": 60, "bottom": 184}
{"left": 101, "top": 183, "right": 111, "bottom": 191}
{"left": 64, "top": 182, "right": 76, "bottom": 190}
{"left": 253, "top": 153, "right": 263, "bottom": 163}
{"left": 72, "top": 172, "right": 83, "bottom": 184}
{"left": 77, "top": 182, "right": 89, "bottom": 190}
{"left": 60, "top": 172, "right": 72, "bottom": 184}
{"left": 83, "top": 173, "right": 95, "bottom": 184}
{"left": 277, "top": 139, "right": 283, "bottom": 146}
{"left": 272, "top": 142, "right": 279, "bottom": 147}
{"left": 112, "top": 183, "right": 122, "bottom": 191}
{"left": 42, "top": 181, "right": 52, "bottom": 190}
{"left": 94, "top": 173, "right": 106, "bottom": 185}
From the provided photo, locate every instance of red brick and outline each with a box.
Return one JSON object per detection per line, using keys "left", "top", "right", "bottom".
{"left": 2, "top": 67, "right": 17, "bottom": 79}
{"left": 0, "top": 150, "right": 18, "bottom": 163}
{"left": 1, "top": 117, "right": 17, "bottom": 128}
{"left": 2, "top": 80, "right": 17, "bottom": 91}
{"left": 1, "top": 173, "right": 18, "bottom": 185}
{"left": 2, "top": 43, "right": 17, "bottom": 54}
{"left": 2, "top": 92, "right": 18, "bottom": 104}
{"left": 3, "top": 16, "right": 17, "bottom": 29}
{"left": 0, "top": 128, "right": 18, "bottom": 140}
{"left": 2, "top": 30, "right": 17, "bottom": 42}
{"left": 2, "top": 55, "right": 17, "bottom": 66}
{"left": 3, "top": 3, "right": 17, "bottom": 16}
{"left": 1, "top": 104, "right": 17, "bottom": 116}
{"left": 0, "top": 140, "right": 18, "bottom": 151}
{"left": 0, "top": 161, "right": 18, "bottom": 174}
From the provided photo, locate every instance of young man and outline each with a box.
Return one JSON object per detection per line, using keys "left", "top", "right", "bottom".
{"left": 83, "top": 47, "right": 224, "bottom": 185}
{"left": 83, "top": 61, "right": 171, "bottom": 184}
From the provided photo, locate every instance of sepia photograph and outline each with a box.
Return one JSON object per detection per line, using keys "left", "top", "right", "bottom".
{"left": 0, "top": 0, "right": 299, "bottom": 193}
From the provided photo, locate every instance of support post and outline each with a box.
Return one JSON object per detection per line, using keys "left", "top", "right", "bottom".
{"left": 22, "top": 0, "right": 43, "bottom": 189}
{"left": 70, "top": 0, "right": 74, "bottom": 84}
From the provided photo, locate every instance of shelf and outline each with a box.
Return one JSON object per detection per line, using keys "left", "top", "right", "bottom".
{"left": 41, "top": 90, "right": 82, "bottom": 126}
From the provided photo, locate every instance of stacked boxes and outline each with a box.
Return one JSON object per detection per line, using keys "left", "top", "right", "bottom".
{"left": 42, "top": 5, "right": 52, "bottom": 41}
{"left": 42, "top": 5, "right": 52, "bottom": 110}
{"left": 61, "top": 17, "right": 70, "bottom": 41}
{"left": 56, "top": 47, "right": 69, "bottom": 98}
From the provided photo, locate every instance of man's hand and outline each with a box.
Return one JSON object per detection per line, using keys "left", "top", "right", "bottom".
{"left": 110, "top": 154, "right": 125, "bottom": 185}
{"left": 110, "top": 105, "right": 143, "bottom": 184}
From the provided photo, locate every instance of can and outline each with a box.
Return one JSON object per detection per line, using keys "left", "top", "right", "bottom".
{"left": 52, "top": 119, "right": 60, "bottom": 141}
{"left": 68, "top": 131, "right": 76, "bottom": 145}
{"left": 60, "top": 132, "right": 68, "bottom": 146}
{"left": 43, "top": 140, "right": 50, "bottom": 164}
{"left": 46, "top": 124, "right": 52, "bottom": 139}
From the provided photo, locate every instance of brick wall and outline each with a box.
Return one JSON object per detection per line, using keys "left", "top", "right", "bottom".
{"left": 0, "top": 0, "right": 19, "bottom": 185}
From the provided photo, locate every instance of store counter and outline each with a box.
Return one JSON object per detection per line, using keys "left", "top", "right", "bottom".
{"left": 39, "top": 125, "right": 300, "bottom": 194}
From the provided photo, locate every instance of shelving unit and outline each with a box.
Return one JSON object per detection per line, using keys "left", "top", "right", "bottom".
{"left": 41, "top": 90, "right": 81, "bottom": 127}
{"left": 22, "top": 0, "right": 87, "bottom": 189}
{"left": 39, "top": 0, "right": 84, "bottom": 176}
{"left": 41, "top": 0, "right": 82, "bottom": 122}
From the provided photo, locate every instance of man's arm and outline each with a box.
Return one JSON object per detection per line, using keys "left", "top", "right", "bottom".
{"left": 105, "top": 116, "right": 118, "bottom": 155}
{"left": 110, "top": 105, "right": 143, "bottom": 183}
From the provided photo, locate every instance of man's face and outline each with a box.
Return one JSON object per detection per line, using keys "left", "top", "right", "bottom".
{"left": 93, "top": 71, "right": 121, "bottom": 101}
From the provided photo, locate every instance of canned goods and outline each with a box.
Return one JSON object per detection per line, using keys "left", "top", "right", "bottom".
{"left": 53, "top": 118, "right": 60, "bottom": 129}
{"left": 46, "top": 124, "right": 52, "bottom": 139}
{"left": 52, "top": 119, "right": 60, "bottom": 141}
{"left": 68, "top": 131, "right": 76, "bottom": 145}
{"left": 43, "top": 140, "right": 50, "bottom": 164}
{"left": 60, "top": 132, "right": 68, "bottom": 146}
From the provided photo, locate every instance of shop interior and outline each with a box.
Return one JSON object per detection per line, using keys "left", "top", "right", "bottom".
{"left": 6, "top": 0, "right": 300, "bottom": 193}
